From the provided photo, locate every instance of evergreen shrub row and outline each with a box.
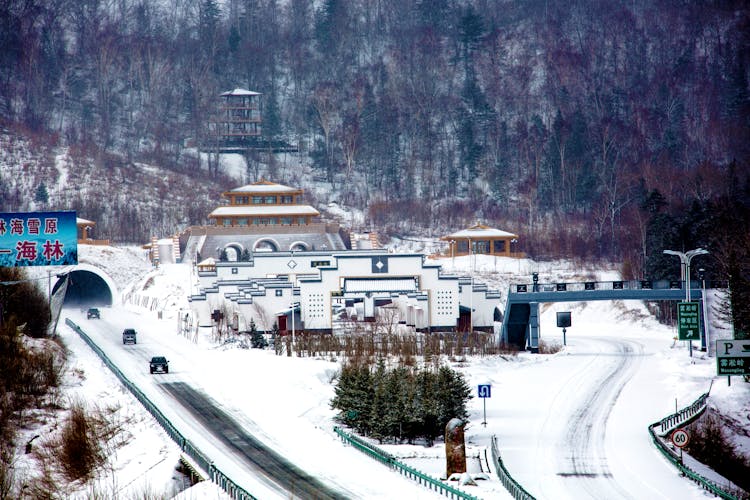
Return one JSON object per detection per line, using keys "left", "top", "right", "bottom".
{"left": 330, "top": 360, "right": 472, "bottom": 446}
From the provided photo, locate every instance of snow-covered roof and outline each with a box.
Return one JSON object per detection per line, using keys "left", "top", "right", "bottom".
{"left": 209, "top": 205, "right": 320, "bottom": 217}
{"left": 220, "top": 88, "right": 261, "bottom": 96}
{"left": 77, "top": 217, "right": 95, "bottom": 225}
{"left": 443, "top": 223, "right": 518, "bottom": 240}
{"left": 227, "top": 180, "right": 300, "bottom": 194}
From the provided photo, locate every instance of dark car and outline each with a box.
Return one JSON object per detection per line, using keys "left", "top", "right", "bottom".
{"left": 122, "top": 328, "right": 137, "bottom": 344}
{"left": 149, "top": 356, "right": 169, "bottom": 374}
{"left": 87, "top": 308, "right": 100, "bottom": 319}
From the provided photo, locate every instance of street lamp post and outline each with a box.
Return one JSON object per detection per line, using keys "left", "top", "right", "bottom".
{"left": 663, "top": 248, "right": 709, "bottom": 357}
{"left": 699, "top": 268, "right": 708, "bottom": 352}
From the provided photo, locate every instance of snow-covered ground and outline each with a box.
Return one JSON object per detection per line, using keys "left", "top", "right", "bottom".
{"left": 17, "top": 244, "right": 750, "bottom": 499}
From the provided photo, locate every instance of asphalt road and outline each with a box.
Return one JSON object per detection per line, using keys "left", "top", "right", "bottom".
{"left": 160, "top": 381, "right": 348, "bottom": 500}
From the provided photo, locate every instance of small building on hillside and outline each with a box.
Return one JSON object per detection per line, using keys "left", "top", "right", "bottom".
{"left": 207, "top": 88, "right": 262, "bottom": 147}
{"left": 441, "top": 222, "right": 519, "bottom": 258}
{"left": 77, "top": 217, "right": 109, "bottom": 245}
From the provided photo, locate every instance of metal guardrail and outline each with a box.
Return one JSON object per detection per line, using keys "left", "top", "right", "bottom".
{"left": 656, "top": 392, "right": 710, "bottom": 436}
{"left": 65, "top": 319, "right": 256, "bottom": 500}
{"left": 511, "top": 279, "right": 728, "bottom": 294}
{"left": 647, "top": 391, "right": 740, "bottom": 500}
{"left": 490, "top": 436, "right": 535, "bottom": 500}
{"left": 333, "top": 426, "right": 480, "bottom": 500}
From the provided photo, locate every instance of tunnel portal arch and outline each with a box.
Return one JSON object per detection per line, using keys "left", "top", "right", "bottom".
{"left": 52, "top": 264, "right": 118, "bottom": 308}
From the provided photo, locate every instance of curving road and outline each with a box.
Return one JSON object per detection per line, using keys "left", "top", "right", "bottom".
{"left": 552, "top": 338, "right": 642, "bottom": 499}
{"left": 494, "top": 332, "right": 705, "bottom": 500}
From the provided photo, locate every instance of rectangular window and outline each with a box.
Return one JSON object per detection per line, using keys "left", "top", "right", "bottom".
{"left": 280, "top": 195, "right": 293, "bottom": 204}
{"left": 234, "top": 196, "right": 248, "bottom": 205}
{"left": 223, "top": 219, "right": 231, "bottom": 227}
{"left": 265, "top": 196, "right": 276, "bottom": 204}
{"left": 493, "top": 240, "right": 506, "bottom": 253}
{"left": 281, "top": 217, "right": 293, "bottom": 225}
{"left": 252, "top": 196, "right": 263, "bottom": 204}
{"left": 298, "top": 217, "right": 306, "bottom": 225}
{"left": 311, "top": 260, "right": 331, "bottom": 268}
{"left": 238, "top": 218, "right": 248, "bottom": 226}
{"left": 253, "top": 218, "right": 261, "bottom": 225}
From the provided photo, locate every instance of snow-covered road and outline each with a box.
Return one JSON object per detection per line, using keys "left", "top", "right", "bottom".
{"left": 490, "top": 324, "right": 709, "bottom": 500}
{"left": 64, "top": 306, "right": 446, "bottom": 499}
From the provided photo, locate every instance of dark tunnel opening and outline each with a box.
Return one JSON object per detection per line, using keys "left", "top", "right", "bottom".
{"left": 53, "top": 270, "right": 113, "bottom": 307}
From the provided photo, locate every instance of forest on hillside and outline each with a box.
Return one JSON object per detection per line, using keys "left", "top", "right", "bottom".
{"left": 1, "top": 0, "right": 749, "bottom": 333}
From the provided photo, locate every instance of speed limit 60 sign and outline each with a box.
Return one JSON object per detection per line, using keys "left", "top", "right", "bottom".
{"left": 671, "top": 428, "right": 689, "bottom": 448}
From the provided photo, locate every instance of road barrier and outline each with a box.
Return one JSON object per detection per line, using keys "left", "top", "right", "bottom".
{"left": 648, "top": 391, "right": 740, "bottom": 500}
{"left": 490, "top": 436, "right": 536, "bottom": 500}
{"left": 333, "top": 426, "right": 479, "bottom": 500}
{"left": 65, "top": 319, "right": 256, "bottom": 500}
{"left": 655, "top": 392, "right": 710, "bottom": 436}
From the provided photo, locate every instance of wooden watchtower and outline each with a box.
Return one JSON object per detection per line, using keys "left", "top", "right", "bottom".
{"left": 206, "top": 88, "right": 262, "bottom": 150}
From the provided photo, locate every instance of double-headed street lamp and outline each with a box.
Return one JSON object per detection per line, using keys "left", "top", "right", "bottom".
{"left": 663, "top": 248, "right": 709, "bottom": 357}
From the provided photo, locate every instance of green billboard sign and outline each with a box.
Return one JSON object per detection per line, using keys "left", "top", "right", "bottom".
{"left": 677, "top": 302, "right": 700, "bottom": 341}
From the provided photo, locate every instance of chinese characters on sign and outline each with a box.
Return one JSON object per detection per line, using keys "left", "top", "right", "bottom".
{"left": 677, "top": 302, "right": 700, "bottom": 341}
{"left": 716, "top": 340, "right": 750, "bottom": 376}
{"left": 0, "top": 211, "right": 77, "bottom": 267}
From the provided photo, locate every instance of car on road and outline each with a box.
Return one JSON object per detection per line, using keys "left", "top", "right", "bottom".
{"left": 87, "top": 308, "right": 100, "bottom": 319}
{"left": 122, "top": 328, "right": 137, "bottom": 344}
{"left": 149, "top": 356, "right": 169, "bottom": 374}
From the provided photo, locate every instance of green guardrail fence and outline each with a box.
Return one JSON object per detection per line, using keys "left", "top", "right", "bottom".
{"left": 648, "top": 391, "right": 741, "bottom": 500}
{"left": 65, "top": 319, "right": 257, "bottom": 500}
{"left": 490, "top": 436, "right": 535, "bottom": 500}
{"left": 334, "top": 426, "right": 480, "bottom": 500}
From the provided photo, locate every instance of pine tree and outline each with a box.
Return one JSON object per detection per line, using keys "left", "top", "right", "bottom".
{"left": 34, "top": 183, "right": 49, "bottom": 205}
{"left": 249, "top": 318, "right": 266, "bottom": 348}
{"left": 367, "top": 360, "right": 389, "bottom": 442}
{"left": 330, "top": 361, "right": 373, "bottom": 434}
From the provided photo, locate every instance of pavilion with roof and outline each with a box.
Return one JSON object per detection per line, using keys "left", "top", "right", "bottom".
{"left": 179, "top": 179, "right": 346, "bottom": 262}
{"left": 208, "top": 179, "right": 321, "bottom": 227}
{"left": 441, "top": 222, "right": 519, "bottom": 258}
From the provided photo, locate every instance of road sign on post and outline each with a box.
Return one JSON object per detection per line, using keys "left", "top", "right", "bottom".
{"left": 478, "top": 384, "right": 491, "bottom": 427}
{"left": 671, "top": 428, "right": 689, "bottom": 448}
{"left": 677, "top": 302, "right": 700, "bottom": 341}
{"left": 716, "top": 340, "right": 750, "bottom": 376}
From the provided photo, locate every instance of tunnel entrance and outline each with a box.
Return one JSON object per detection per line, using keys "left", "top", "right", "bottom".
{"left": 52, "top": 268, "right": 114, "bottom": 307}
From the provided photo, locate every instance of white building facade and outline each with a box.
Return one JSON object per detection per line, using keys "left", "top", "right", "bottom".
{"left": 188, "top": 250, "right": 501, "bottom": 335}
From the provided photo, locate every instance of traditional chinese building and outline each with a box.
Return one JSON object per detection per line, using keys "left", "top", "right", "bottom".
{"left": 208, "top": 179, "right": 320, "bottom": 228}
{"left": 179, "top": 179, "right": 347, "bottom": 262}
{"left": 441, "top": 222, "right": 519, "bottom": 258}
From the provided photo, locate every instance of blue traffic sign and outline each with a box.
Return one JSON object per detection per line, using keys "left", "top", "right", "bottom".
{"left": 478, "top": 384, "right": 491, "bottom": 398}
